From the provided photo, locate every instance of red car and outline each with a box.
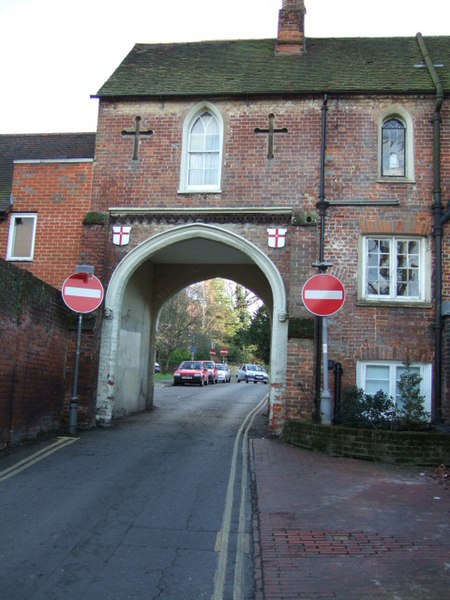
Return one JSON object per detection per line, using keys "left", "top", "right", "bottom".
{"left": 173, "top": 361, "right": 208, "bottom": 386}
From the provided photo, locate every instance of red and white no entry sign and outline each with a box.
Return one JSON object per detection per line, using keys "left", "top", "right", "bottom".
{"left": 62, "top": 273, "right": 104, "bottom": 314}
{"left": 302, "top": 274, "right": 345, "bottom": 317}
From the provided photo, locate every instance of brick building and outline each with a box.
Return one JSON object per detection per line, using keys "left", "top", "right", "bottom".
{"left": 0, "top": 133, "right": 95, "bottom": 288}
{"left": 1, "top": 0, "right": 449, "bottom": 434}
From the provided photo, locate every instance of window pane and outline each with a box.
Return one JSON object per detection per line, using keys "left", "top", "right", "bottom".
{"left": 382, "top": 118, "right": 406, "bottom": 177}
{"left": 11, "top": 217, "right": 35, "bottom": 258}
{"left": 189, "top": 133, "right": 205, "bottom": 152}
{"left": 366, "top": 238, "right": 390, "bottom": 296}
{"left": 395, "top": 239, "right": 420, "bottom": 297}
{"left": 365, "top": 365, "right": 390, "bottom": 396}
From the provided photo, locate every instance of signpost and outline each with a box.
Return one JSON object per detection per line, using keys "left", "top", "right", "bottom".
{"left": 62, "top": 270, "right": 104, "bottom": 435}
{"left": 302, "top": 274, "right": 345, "bottom": 424}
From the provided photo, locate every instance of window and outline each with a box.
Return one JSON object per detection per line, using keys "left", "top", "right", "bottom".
{"left": 381, "top": 117, "right": 406, "bottom": 177}
{"left": 362, "top": 236, "right": 426, "bottom": 302}
{"left": 7, "top": 213, "right": 37, "bottom": 261}
{"left": 378, "top": 110, "right": 414, "bottom": 181}
{"left": 357, "top": 361, "right": 431, "bottom": 413}
{"left": 179, "top": 104, "right": 223, "bottom": 193}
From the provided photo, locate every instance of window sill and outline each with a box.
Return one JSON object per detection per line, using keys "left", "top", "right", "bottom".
{"left": 7, "top": 257, "right": 33, "bottom": 262}
{"left": 377, "top": 177, "right": 415, "bottom": 185}
{"left": 178, "top": 189, "right": 222, "bottom": 195}
{"left": 357, "top": 299, "right": 432, "bottom": 309}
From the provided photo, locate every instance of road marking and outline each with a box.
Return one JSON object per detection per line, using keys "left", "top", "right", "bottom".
{"left": 233, "top": 396, "right": 266, "bottom": 600}
{"left": 211, "top": 395, "right": 267, "bottom": 600}
{"left": 0, "top": 436, "right": 78, "bottom": 482}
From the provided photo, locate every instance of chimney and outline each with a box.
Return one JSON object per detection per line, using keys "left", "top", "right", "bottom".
{"left": 276, "top": 0, "right": 306, "bottom": 54}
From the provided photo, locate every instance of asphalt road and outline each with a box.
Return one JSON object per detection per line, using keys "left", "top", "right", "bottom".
{"left": 0, "top": 380, "right": 269, "bottom": 600}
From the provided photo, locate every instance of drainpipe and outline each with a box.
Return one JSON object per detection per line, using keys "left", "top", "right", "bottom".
{"left": 416, "top": 33, "right": 448, "bottom": 422}
{"left": 313, "top": 94, "right": 330, "bottom": 421}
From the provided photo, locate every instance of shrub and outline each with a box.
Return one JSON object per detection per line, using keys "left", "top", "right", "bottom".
{"left": 337, "top": 362, "right": 431, "bottom": 430}
{"left": 396, "top": 363, "right": 431, "bottom": 427}
{"left": 337, "top": 386, "right": 395, "bottom": 429}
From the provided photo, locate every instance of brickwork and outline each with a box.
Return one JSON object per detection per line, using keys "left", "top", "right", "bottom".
{"left": 90, "top": 94, "right": 449, "bottom": 427}
{"left": 0, "top": 260, "right": 69, "bottom": 449}
{"left": 0, "top": 160, "right": 93, "bottom": 289}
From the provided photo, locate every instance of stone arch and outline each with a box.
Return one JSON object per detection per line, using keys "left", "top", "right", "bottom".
{"left": 96, "top": 223, "right": 288, "bottom": 429}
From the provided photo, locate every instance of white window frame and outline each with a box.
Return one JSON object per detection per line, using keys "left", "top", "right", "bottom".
{"left": 6, "top": 213, "right": 37, "bottom": 261}
{"left": 357, "top": 361, "right": 432, "bottom": 414}
{"left": 179, "top": 102, "right": 223, "bottom": 193}
{"left": 360, "top": 235, "right": 429, "bottom": 303}
{"left": 378, "top": 108, "right": 414, "bottom": 182}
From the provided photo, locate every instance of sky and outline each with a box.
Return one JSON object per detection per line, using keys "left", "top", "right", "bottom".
{"left": 0, "top": 0, "right": 449, "bottom": 134}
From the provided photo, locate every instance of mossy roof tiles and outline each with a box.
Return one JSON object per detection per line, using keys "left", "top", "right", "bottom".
{"left": 96, "top": 36, "right": 450, "bottom": 98}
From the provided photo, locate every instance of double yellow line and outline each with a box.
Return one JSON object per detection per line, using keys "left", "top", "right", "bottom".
{"left": 0, "top": 436, "right": 78, "bottom": 482}
{"left": 212, "top": 394, "right": 267, "bottom": 600}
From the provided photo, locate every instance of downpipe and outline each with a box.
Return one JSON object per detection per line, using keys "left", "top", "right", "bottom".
{"left": 313, "top": 94, "right": 330, "bottom": 422}
{"left": 416, "top": 33, "right": 448, "bottom": 423}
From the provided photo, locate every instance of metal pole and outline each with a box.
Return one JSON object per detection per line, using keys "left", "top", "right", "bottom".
{"left": 69, "top": 313, "right": 83, "bottom": 436}
{"left": 321, "top": 316, "right": 332, "bottom": 424}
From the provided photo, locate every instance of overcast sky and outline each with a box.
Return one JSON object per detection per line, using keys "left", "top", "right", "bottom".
{"left": 0, "top": 0, "right": 448, "bottom": 134}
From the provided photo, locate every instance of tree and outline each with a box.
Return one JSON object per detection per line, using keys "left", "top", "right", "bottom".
{"left": 156, "top": 279, "right": 246, "bottom": 368}
{"left": 156, "top": 288, "right": 204, "bottom": 371}
{"left": 396, "top": 362, "right": 431, "bottom": 426}
{"left": 245, "top": 305, "right": 271, "bottom": 364}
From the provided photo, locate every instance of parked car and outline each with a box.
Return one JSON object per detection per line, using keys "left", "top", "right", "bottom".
{"left": 215, "top": 362, "right": 231, "bottom": 383}
{"left": 236, "top": 363, "right": 269, "bottom": 384}
{"left": 204, "top": 360, "right": 219, "bottom": 384}
{"left": 154, "top": 362, "right": 161, "bottom": 373}
{"left": 173, "top": 361, "right": 208, "bottom": 386}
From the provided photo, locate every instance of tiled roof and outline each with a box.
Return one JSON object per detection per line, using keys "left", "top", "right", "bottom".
{"left": 95, "top": 36, "right": 450, "bottom": 98}
{"left": 0, "top": 133, "right": 96, "bottom": 215}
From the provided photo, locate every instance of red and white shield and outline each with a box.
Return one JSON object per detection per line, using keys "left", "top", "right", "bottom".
{"left": 112, "top": 226, "right": 131, "bottom": 246}
{"left": 267, "top": 228, "right": 287, "bottom": 248}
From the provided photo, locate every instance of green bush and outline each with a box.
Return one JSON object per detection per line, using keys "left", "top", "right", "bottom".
{"left": 336, "top": 385, "right": 395, "bottom": 429}
{"left": 337, "top": 362, "right": 431, "bottom": 430}
{"left": 396, "top": 363, "right": 431, "bottom": 426}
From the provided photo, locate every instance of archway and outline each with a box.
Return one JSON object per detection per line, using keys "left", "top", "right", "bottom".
{"left": 96, "top": 223, "right": 288, "bottom": 430}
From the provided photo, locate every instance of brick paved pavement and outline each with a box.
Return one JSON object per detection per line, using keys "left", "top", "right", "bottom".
{"left": 250, "top": 439, "right": 450, "bottom": 600}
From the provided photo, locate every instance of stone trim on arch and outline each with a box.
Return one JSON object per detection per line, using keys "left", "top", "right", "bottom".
{"left": 96, "top": 223, "right": 289, "bottom": 429}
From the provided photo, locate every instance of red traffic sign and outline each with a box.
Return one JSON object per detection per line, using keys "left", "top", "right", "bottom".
{"left": 209, "top": 349, "right": 216, "bottom": 356}
{"left": 302, "top": 274, "right": 345, "bottom": 317}
{"left": 220, "top": 349, "right": 229, "bottom": 356}
{"left": 62, "top": 273, "right": 104, "bottom": 314}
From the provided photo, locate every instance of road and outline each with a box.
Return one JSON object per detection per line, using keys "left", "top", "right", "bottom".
{"left": 0, "top": 380, "right": 269, "bottom": 600}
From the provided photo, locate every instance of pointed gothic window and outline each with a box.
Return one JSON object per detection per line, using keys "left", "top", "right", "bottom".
{"left": 381, "top": 117, "right": 406, "bottom": 177}
{"left": 180, "top": 105, "right": 223, "bottom": 193}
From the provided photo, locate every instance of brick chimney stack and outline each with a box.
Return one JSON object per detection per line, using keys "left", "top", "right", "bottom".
{"left": 276, "top": 0, "right": 306, "bottom": 54}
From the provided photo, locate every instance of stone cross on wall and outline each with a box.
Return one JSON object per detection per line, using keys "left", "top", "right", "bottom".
{"left": 254, "top": 113, "right": 288, "bottom": 159}
{"left": 121, "top": 116, "right": 154, "bottom": 160}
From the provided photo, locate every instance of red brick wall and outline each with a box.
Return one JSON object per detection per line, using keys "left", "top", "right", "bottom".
{"left": 0, "top": 260, "right": 69, "bottom": 449}
{"left": 91, "top": 95, "right": 449, "bottom": 425}
{"left": 0, "top": 160, "right": 93, "bottom": 289}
